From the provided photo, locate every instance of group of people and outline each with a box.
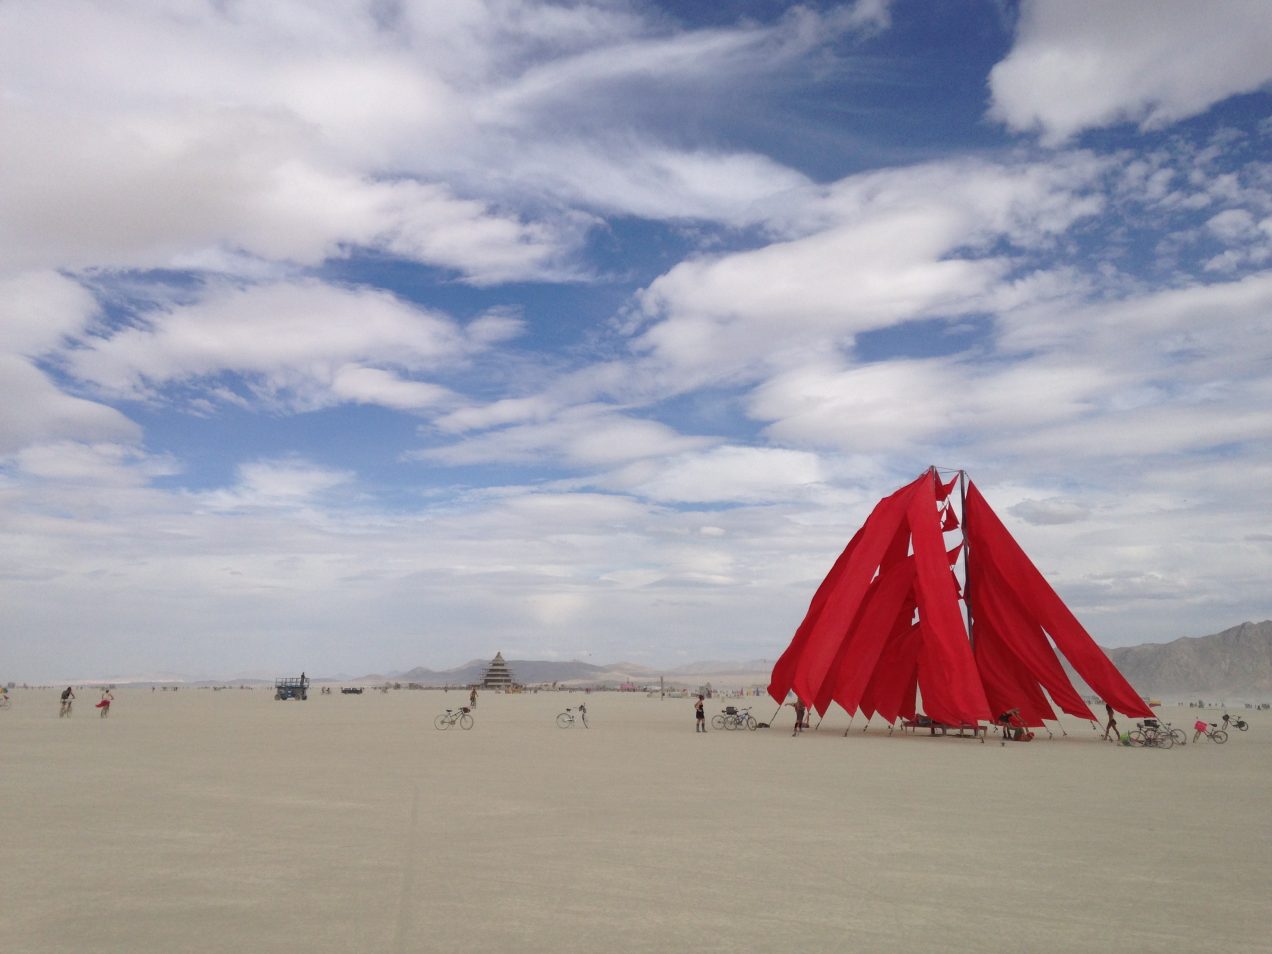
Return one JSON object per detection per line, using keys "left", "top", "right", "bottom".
{"left": 58, "top": 686, "right": 113, "bottom": 718}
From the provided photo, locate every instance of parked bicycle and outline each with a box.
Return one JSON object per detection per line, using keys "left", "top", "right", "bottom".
{"left": 1128, "top": 719, "right": 1180, "bottom": 748}
{"left": 1221, "top": 714, "right": 1249, "bottom": 732}
{"left": 556, "top": 705, "right": 589, "bottom": 728}
{"left": 711, "top": 706, "right": 757, "bottom": 731}
{"left": 434, "top": 707, "right": 474, "bottom": 730}
{"left": 1193, "top": 720, "right": 1228, "bottom": 744}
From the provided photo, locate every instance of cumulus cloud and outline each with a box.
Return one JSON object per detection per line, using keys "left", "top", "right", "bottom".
{"left": 418, "top": 403, "right": 715, "bottom": 468}
{"left": 631, "top": 155, "right": 1107, "bottom": 383}
{"left": 605, "top": 445, "right": 828, "bottom": 505}
{"left": 989, "top": 0, "right": 1272, "bottom": 144}
{"left": 0, "top": 0, "right": 889, "bottom": 284}
{"left": 61, "top": 279, "right": 491, "bottom": 411}
{"left": 0, "top": 356, "right": 140, "bottom": 455}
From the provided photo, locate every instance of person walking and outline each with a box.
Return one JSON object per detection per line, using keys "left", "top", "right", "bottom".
{"left": 1102, "top": 702, "right": 1118, "bottom": 741}
{"left": 97, "top": 688, "right": 114, "bottom": 718}
{"left": 59, "top": 686, "right": 75, "bottom": 717}
{"left": 469, "top": 687, "right": 478, "bottom": 709}
{"left": 694, "top": 694, "right": 706, "bottom": 732}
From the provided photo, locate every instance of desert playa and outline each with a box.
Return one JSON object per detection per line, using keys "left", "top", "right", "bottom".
{"left": 4, "top": 688, "right": 1269, "bottom": 953}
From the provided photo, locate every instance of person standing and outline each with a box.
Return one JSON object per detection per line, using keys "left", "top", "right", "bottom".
{"left": 788, "top": 698, "right": 807, "bottom": 737}
{"left": 694, "top": 695, "right": 706, "bottom": 732}
{"left": 59, "top": 686, "right": 75, "bottom": 717}
{"left": 469, "top": 687, "right": 478, "bottom": 709}
{"left": 97, "top": 688, "right": 114, "bottom": 718}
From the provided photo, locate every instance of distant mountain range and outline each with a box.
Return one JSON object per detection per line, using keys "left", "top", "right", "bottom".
{"left": 1105, "top": 620, "right": 1272, "bottom": 700}
{"left": 376, "top": 623, "right": 1272, "bottom": 700}
{"left": 61, "top": 622, "right": 1272, "bottom": 698}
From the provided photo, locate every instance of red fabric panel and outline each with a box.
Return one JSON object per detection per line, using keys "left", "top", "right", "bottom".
{"left": 909, "top": 476, "right": 991, "bottom": 725}
{"left": 972, "top": 556, "right": 1096, "bottom": 720}
{"left": 936, "top": 473, "right": 960, "bottom": 501}
{"left": 860, "top": 618, "right": 922, "bottom": 723}
{"left": 972, "top": 613, "right": 1056, "bottom": 726}
{"left": 767, "top": 523, "right": 864, "bottom": 704}
{"left": 768, "top": 473, "right": 926, "bottom": 705}
{"left": 941, "top": 506, "right": 960, "bottom": 531}
{"left": 815, "top": 556, "right": 917, "bottom": 716}
{"left": 947, "top": 542, "right": 963, "bottom": 565}
{"left": 964, "top": 483, "right": 1152, "bottom": 719}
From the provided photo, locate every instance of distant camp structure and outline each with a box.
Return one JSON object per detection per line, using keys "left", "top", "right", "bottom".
{"left": 480, "top": 652, "right": 518, "bottom": 690}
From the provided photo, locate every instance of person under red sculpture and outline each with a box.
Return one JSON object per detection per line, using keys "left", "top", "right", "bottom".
{"left": 787, "top": 697, "right": 808, "bottom": 736}
{"left": 997, "top": 707, "right": 1034, "bottom": 742}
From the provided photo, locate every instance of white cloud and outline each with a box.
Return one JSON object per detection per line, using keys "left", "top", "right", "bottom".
{"left": 989, "top": 0, "right": 1272, "bottom": 144}
{"left": 62, "top": 280, "right": 481, "bottom": 411}
{"left": 197, "top": 457, "right": 356, "bottom": 512}
{"left": 419, "top": 403, "right": 715, "bottom": 468}
{"left": 631, "top": 156, "right": 1106, "bottom": 383}
{"left": 0, "top": 356, "right": 139, "bottom": 455}
{"left": 606, "top": 445, "right": 827, "bottom": 505}
{"left": 0, "top": 0, "right": 886, "bottom": 283}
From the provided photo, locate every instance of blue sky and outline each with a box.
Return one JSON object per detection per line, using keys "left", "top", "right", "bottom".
{"left": 3, "top": 0, "right": 1271, "bottom": 682}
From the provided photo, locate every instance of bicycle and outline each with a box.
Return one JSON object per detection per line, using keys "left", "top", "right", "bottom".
{"left": 1127, "top": 720, "right": 1177, "bottom": 748}
{"left": 1193, "top": 721, "right": 1228, "bottom": 744}
{"left": 1221, "top": 714, "right": 1249, "bottom": 732}
{"left": 711, "top": 706, "right": 757, "bottom": 731}
{"left": 434, "top": 707, "right": 474, "bottom": 730}
{"left": 556, "top": 706, "right": 588, "bottom": 728}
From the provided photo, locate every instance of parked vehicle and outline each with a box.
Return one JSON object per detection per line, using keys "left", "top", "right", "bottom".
{"left": 274, "top": 674, "right": 309, "bottom": 700}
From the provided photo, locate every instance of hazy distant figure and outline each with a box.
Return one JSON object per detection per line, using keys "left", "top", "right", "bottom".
{"left": 97, "top": 688, "right": 114, "bottom": 718}
{"left": 469, "top": 688, "right": 478, "bottom": 709}
{"left": 578, "top": 702, "right": 588, "bottom": 728}
{"left": 59, "top": 686, "right": 75, "bottom": 717}
{"left": 1102, "top": 703, "right": 1118, "bottom": 741}
{"left": 694, "top": 695, "right": 706, "bottom": 732}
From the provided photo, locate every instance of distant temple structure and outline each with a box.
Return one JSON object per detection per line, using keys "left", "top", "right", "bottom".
{"left": 481, "top": 651, "right": 517, "bottom": 689}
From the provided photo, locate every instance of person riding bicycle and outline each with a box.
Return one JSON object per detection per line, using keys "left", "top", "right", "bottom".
{"left": 60, "top": 686, "right": 75, "bottom": 716}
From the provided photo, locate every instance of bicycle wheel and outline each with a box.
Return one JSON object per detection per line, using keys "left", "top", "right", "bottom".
{"left": 1238, "top": 723, "right": 1248, "bottom": 731}
{"left": 1127, "top": 730, "right": 1146, "bottom": 747}
{"left": 434, "top": 714, "right": 451, "bottom": 730}
{"left": 1156, "top": 731, "right": 1174, "bottom": 749}
{"left": 556, "top": 712, "right": 573, "bottom": 728}
{"left": 1212, "top": 729, "right": 1228, "bottom": 744}
{"left": 710, "top": 715, "right": 725, "bottom": 730}
{"left": 725, "top": 716, "right": 739, "bottom": 730}
{"left": 745, "top": 716, "right": 757, "bottom": 730}
{"left": 459, "top": 714, "right": 474, "bottom": 730}
{"left": 1169, "top": 728, "right": 1187, "bottom": 745}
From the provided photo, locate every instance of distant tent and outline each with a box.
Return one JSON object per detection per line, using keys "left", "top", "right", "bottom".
{"left": 768, "top": 468, "right": 1152, "bottom": 727}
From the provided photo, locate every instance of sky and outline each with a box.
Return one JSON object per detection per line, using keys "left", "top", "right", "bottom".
{"left": 3, "top": 0, "right": 1271, "bottom": 682}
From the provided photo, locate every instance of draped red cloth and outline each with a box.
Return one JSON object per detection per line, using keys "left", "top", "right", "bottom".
{"left": 768, "top": 468, "right": 1152, "bottom": 726}
{"left": 767, "top": 473, "right": 927, "bottom": 707}
{"left": 963, "top": 483, "right": 1152, "bottom": 719}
